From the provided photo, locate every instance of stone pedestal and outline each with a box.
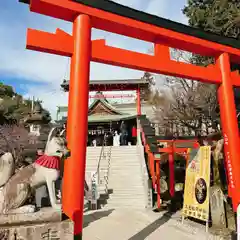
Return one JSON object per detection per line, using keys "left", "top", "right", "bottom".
{"left": 0, "top": 207, "right": 73, "bottom": 239}
{"left": 0, "top": 220, "right": 73, "bottom": 240}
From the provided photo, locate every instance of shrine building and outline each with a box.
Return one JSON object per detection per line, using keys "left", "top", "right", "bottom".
{"left": 56, "top": 79, "right": 154, "bottom": 145}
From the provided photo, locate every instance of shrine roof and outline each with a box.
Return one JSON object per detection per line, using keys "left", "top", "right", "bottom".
{"left": 61, "top": 79, "right": 149, "bottom": 92}
{"left": 88, "top": 94, "right": 124, "bottom": 115}
{"left": 88, "top": 114, "right": 136, "bottom": 123}
{"left": 57, "top": 114, "right": 136, "bottom": 124}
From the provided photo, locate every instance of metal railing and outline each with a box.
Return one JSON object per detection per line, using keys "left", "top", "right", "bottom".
{"left": 94, "top": 134, "right": 107, "bottom": 185}
{"left": 103, "top": 145, "right": 112, "bottom": 194}
{"left": 88, "top": 135, "right": 112, "bottom": 209}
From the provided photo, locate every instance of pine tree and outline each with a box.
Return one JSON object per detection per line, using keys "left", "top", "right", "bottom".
{"left": 183, "top": 0, "right": 240, "bottom": 38}
{"left": 183, "top": 0, "right": 240, "bottom": 118}
{"left": 0, "top": 82, "right": 51, "bottom": 124}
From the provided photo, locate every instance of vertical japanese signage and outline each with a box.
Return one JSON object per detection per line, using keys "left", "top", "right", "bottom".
{"left": 182, "top": 146, "right": 211, "bottom": 222}
{"left": 223, "top": 133, "right": 235, "bottom": 190}
{"left": 90, "top": 172, "right": 99, "bottom": 205}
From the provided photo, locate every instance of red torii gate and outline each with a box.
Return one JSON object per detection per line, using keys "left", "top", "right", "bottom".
{"left": 20, "top": 0, "right": 240, "bottom": 238}
{"left": 61, "top": 78, "right": 147, "bottom": 114}
{"left": 89, "top": 93, "right": 135, "bottom": 99}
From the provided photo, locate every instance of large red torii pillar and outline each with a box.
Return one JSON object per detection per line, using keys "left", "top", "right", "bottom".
{"left": 20, "top": 0, "right": 240, "bottom": 238}
{"left": 64, "top": 14, "right": 91, "bottom": 236}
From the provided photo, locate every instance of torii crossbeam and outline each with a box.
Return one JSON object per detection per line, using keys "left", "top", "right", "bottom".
{"left": 20, "top": 0, "right": 240, "bottom": 238}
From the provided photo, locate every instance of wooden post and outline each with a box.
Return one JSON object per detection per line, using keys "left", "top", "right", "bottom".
{"left": 137, "top": 85, "right": 141, "bottom": 116}
{"left": 156, "top": 160, "right": 161, "bottom": 209}
{"left": 169, "top": 141, "right": 175, "bottom": 197}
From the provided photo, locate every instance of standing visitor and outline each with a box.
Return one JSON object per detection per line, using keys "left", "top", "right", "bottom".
{"left": 120, "top": 121, "right": 128, "bottom": 145}
{"left": 131, "top": 125, "right": 137, "bottom": 145}
{"left": 113, "top": 131, "right": 120, "bottom": 146}
{"left": 92, "top": 139, "right": 97, "bottom": 147}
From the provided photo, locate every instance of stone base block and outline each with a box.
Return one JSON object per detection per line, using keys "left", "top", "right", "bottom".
{"left": 0, "top": 220, "right": 73, "bottom": 240}
{"left": 0, "top": 207, "right": 73, "bottom": 239}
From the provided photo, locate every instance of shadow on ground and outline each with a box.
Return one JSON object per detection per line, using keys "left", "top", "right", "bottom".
{"left": 128, "top": 210, "right": 176, "bottom": 240}
{"left": 83, "top": 209, "right": 114, "bottom": 228}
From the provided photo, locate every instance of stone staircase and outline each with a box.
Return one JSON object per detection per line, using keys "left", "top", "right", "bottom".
{"left": 85, "top": 146, "right": 111, "bottom": 191}
{"left": 103, "top": 146, "right": 148, "bottom": 209}
{"left": 85, "top": 146, "right": 111, "bottom": 207}
{"left": 85, "top": 145, "right": 149, "bottom": 209}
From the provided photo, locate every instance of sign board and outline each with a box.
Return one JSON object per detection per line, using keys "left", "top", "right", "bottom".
{"left": 182, "top": 146, "right": 211, "bottom": 222}
{"left": 89, "top": 172, "right": 99, "bottom": 205}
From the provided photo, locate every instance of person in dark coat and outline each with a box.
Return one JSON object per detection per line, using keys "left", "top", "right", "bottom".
{"left": 120, "top": 121, "right": 128, "bottom": 145}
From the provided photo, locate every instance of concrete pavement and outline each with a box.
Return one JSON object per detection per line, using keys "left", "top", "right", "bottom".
{"left": 83, "top": 208, "right": 230, "bottom": 240}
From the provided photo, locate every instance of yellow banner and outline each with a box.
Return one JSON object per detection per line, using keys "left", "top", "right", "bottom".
{"left": 182, "top": 146, "right": 211, "bottom": 222}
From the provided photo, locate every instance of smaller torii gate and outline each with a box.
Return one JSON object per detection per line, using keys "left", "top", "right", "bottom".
{"left": 61, "top": 78, "right": 150, "bottom": 117}
{"left": 19, "top": 0, "right": 240, "bottom": 238}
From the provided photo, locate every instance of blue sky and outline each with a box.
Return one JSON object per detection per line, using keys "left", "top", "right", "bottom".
{"left": 0, "top": 0, "right": 188, "bottom": 119}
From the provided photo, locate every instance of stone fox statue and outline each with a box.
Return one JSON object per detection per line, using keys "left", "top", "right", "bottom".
{"left": 0, "top": 127, "right": 70, "bottom": 214}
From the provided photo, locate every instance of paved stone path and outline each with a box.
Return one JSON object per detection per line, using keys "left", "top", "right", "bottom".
{"left": 83, "top": 208, "right": 228, "bottom": 240}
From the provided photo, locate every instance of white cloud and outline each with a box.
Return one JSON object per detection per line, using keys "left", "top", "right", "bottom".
{"left": 145, "top": 0, "right": 168, "bottom": 17}
{"left": 0, "top": 0, "right": 188, "bottom": 120}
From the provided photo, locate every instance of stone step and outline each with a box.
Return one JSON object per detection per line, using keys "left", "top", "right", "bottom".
{"left": 109, "top": 166, "right": 142, "bottom": 169}
{"left": 103, "top": 205, "right": 146, "bottom": 209}
{"left": 109, "top": 169, "right": 142, "bottom": 172}
{"left": 108, "top": 186, "right": 144, "bottom": 190}
{"left": 106, "top": 152, "right": 139, "bottom": 155}
{"left": 108, "top": 178, "right": 143, "bottom": 182}
{"left": 85, "top": 166, "right": 108, "bottom": 169}
{"left": 85, "top": 160, "right": 107, "bottom": 163}
{"left": 110, "top": 160, "right": 141, "bottom": 163}
{"left": 109, "top": 163, "right": 142, "bottom": 166}
{"left": 108, "top": 174, "right": 142, "bottom": 178}
{"left": 108, "top": 173, "right": 142, "bottom": 177}
{"left": 107, "top": 187, "right": 145, "bottom": 191}
{"left": 108, "top": 181, "right": 143, "bottom": 185}
{"left": 108, "top": 177, "right": 143, "bottom": 181}
{"left": 107, "top": 200, "right": 146, "bottom": 205}
{"left": 108, "top": 175, "right": 143, "bottom": 179}
{"left": 108, "top": 195, "right": 145, "bottom": 199}
{"left": 109, "top": 167, "right": 141, "bottom": 171}
{"left": 104, "top": 203, "right": 146, "bottom": 208}
{"left": 106, "top": 203, "right": 146, "bottom": 208}
{"left": 109, "top": 165, "right": 142, "bottom": 169}
{"left": 106, "top": 199, "right": 146, "bottom": 204}
{"left": 110, "top": 157, "right": 140, "bottom": 160}
{"left": 109, "top": 167, "right": 142, "bottom": 170}
{"left": 87, "top": 147, "right": 138, "bottom": 151}
{"left": 107, "top": 197, "right": 146, "bottom": 202}
{"left": 108, "top": 181, "right": 143, "bottom": 184}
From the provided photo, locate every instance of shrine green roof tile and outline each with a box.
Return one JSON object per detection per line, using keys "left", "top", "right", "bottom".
{"left": 88, "top": 114, "right": 137, "bottom": 123}
{"left": 57, "top": 114, "right": 137, "bottom": 123}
